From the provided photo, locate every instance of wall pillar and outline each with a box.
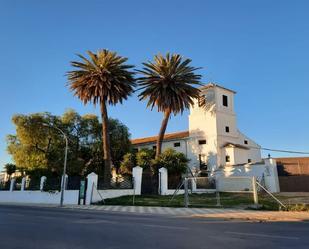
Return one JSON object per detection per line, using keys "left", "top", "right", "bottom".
{"left": 132, "top": 166, "right": 143, "bottom": 195}
{"left": 86, "top": 172, "right": 98, "bottom": 205}
{"left": 9, "top": 179, "right": 15, "bottom": 192}
{"left": 40, "top": 176, "right": 47, "bottom": 191}
{"left": 158, "top": 167, "right": 168, "bottom": 195}
{"left": 21, "top": 177, "right": 26, "bottom": 191}
{"left": 264, "top": 158, "right": 280, "bottom": 193}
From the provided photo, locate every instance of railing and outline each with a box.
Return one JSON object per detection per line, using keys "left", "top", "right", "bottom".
{"left": 97, "top": 175, "right": 133, "bottom": 190}
{"left": 0, "top": 181, "right": 10, "bottom": 191}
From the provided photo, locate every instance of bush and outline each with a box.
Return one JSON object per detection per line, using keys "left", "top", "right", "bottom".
{"left": 155, "top": 148, "right": 189, "bottom": 174}
{"left": 119, "top": 153, "right": 136, "bottom": 175}
{"left": 136, "top": 148, "right": 155, "bottom": 169}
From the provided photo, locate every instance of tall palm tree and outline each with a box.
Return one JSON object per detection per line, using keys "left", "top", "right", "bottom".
{"left": 67, "top": 50, "right": 135, "bottom": 184}
{"left": 137, "top": 53, "right": 202, "bottom": 158}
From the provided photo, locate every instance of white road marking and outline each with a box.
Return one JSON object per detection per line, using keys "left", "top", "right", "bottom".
{"left": 225, "top": 231, "right": 300, "bottom": 240}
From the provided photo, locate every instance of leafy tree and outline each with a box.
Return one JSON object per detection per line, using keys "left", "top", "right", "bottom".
{"left": 4, "top": 163, "right": 16, "bottom": 180}
{"left": 155, "top": 148, "right": 188, "bottom": 174}
{"left": 6, "top": 110, "right": 131, "bottom": 176}
{"left": 136, "top": 148, "right": 155, "bottom": 169}
{"left": 109, "top": 119, "right": 132, "bottom": 169}
{"left": 119, "top": 153, "right": 136, "bottom": 175}
{"left": 137, "top": 53, "right": 202, "bottom": 158}
{"left": 67, "top": 50, "right": 136, "bottom": 185}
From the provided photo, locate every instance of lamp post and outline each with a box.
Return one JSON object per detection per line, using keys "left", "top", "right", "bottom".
{"left": 42, "top": 124, "right": 68, "bottom": 207}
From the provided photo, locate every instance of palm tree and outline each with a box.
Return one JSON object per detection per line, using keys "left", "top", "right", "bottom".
{"left": 67, "top": 50, "right": 135, "bottom": 184}
{"left": 137, "top": 53, "right": 202, "bottom": 158}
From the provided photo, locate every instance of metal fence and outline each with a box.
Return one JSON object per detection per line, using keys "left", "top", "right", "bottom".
{"left": 97, "top": 175, "right": 133, "bottom": 190}
{"left": 43, "top": 177, "right": 61, "bottom": 191}
{"left": 0, "top": 181, "right": 10, "bottom": 191}
{"left": 25, "top": 178, "right": 41, "bottom": 190}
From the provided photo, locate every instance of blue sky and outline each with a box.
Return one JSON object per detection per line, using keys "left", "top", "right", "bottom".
{"left": 1, "top": 0, "right": 309, "bottom": 170}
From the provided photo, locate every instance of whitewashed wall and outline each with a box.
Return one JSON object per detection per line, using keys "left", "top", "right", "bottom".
{"left": 86, "top": 166, "right": 143, "bottom": 204}
{"left": 217, "top": 158, "right": 280, "bottom": 193}
{"left": 0, "top": 190, "right": 79, "bottom": 205}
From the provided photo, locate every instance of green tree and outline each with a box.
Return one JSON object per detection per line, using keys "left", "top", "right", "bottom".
{"left": 7, "top": 110, "right": 132, "bottom": 176}
{"left": 4, "top": 163, "right": 16, "bottom": 180}
{"left": 67, "top": 50, "right": 136, "bottom": 185}
{"left": 109, "top": 118, "right": 132, "bottom": 170}
{"left": 137, "top": 53, "right": 201, "bottom": 158}
{"left": 155, "top": 148, "right": 188, "bottom": 174}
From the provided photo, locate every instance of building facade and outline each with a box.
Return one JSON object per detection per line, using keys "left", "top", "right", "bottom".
{"left": 132, "top": 83, "right": 262, "bottom": 173}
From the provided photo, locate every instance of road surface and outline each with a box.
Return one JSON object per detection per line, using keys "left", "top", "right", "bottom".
{"left": 0, "top": 205, "right": 308, "bottom": 249}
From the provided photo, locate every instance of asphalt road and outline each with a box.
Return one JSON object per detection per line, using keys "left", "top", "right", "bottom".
{"left": 0, "top": 205, "right": 308, "bottom": 249}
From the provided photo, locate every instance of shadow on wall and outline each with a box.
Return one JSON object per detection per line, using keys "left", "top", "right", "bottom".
{"left": 188, "top": 127, "right": 218, "bottom": 172}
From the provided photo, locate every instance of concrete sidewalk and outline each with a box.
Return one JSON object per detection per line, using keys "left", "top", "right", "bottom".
{"left": 2, "top": 203, "right": 309, "bottom": 222}
{"left": 63, "top": 204, "right": 309, "bottom": 221}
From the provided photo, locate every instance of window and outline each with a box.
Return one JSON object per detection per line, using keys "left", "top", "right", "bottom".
{"left": 133, "top": 148, "right": 138, "bottom": 153}
{"left": 244, "top": 140, "right": 248, "bottom": 144}
{"left": 152, "top": 146, "right": 156, "bottom": 150}
{"left": 174, "top": 142, "right": 181, "bottom": 147}
{"left": 198, "top": 140, "right": 206, "bottom": 145}
{"left": 226, "top": 156, "right": 230, "bottom": 163}
{"left": 223, "top": 95, "right": 228, "bottom": 107}
{"left": 248, "top": 159, "right": 252, "bottom": 163}
{"left": 225, "top": 126, "right": 230, "bottom": 133}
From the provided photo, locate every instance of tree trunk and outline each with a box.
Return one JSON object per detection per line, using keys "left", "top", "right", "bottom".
{"left": 156, "top": 109, "right": 171, "bottom": 159}
{"left": 100, "top": 100, "right": 112, "bottom": 187}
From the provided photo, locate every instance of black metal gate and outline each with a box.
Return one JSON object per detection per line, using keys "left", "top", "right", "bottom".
{"left": 141, "top": 169, "right": 158, "bottom": 195}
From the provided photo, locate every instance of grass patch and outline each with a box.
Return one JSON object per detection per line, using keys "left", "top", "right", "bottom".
{"left": 95, "top": 192, "right": 284, "bottom": 210}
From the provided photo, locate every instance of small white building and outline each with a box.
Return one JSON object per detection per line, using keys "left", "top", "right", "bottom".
{"left": 132, "top": 83, "right": 262, "bottom": 173}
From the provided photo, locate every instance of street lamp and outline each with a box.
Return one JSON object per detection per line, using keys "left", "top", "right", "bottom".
{"left": 42, "top": 123, "right": 68, "bottom": 207}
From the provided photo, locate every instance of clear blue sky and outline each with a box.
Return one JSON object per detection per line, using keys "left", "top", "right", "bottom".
{"left": 1, "top": 0, "right": 308, "bottom": 170}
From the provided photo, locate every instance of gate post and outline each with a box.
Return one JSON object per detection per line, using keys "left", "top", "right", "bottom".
{"left": 158, "top": 167, "right": 168, "bottom": 195}
{"left": 21, "top": 177, "right": 26, "bottom": 191}
{"left": 9, "top": 179, "right": 15, "bottom": 192}
{"left": 132, "top": 166, "right": 143, "bottom": 195}
{"left": 86, "top": 172, "right": 98, "bottom": 205}
{"left": 40, "top": 176, "right": 46, "bottom": 191}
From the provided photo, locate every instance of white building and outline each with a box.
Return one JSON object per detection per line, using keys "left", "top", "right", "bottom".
{"left": 132, "top": 83, "right": 262, "bottom": 173}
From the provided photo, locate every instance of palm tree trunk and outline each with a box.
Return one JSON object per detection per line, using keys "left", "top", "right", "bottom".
{"left": 156, "top": 109, "right": 171, "bottom": 159}
{"left": 100, "top": 100, "right": 112, "bottom": 187}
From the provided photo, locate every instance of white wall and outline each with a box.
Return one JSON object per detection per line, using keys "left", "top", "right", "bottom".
{"left": 217, "top": 158, "right": 280, "bottom": 193}
{"left": 159, "top": 167, "right": 215, "bottom": 196}
{"left": 0, "top": 190, "right": 79, "bottom": 205}
{"left": 86, "top": 167, "right": 143, "bottom": 205}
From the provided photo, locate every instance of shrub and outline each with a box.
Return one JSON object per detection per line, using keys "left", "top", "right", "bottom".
{"left": 136, "top": 148, "right": 155, "bottom": 169}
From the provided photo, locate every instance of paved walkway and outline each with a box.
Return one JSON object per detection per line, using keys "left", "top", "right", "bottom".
{"left": 63, "top": 204, "right": 309, "bottom": 221}
{"left": 1, "top": 203, "right": 309, "bottom": 222}
{"left": 64, "top": 204, "right": 250, "bottom": 216}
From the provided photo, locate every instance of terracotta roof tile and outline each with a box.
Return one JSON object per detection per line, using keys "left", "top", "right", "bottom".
{"left": 131, "top": 131, "right": 189, "bottom": 145}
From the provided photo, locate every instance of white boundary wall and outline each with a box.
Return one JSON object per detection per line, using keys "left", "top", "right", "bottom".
{"left": 86, "top": 166, "right": 143, "bottom": 205}
{"left": 158, "top": 167, "right": 215, "bottom": 195}
{"left": 217, "top": 158, "right": 280, "bottom": 193}
{"left": 0, "top": 166, "right": 143, "bottom": 205}
{"left": 0, "top": 190, "right": 79, "bottom": 205}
